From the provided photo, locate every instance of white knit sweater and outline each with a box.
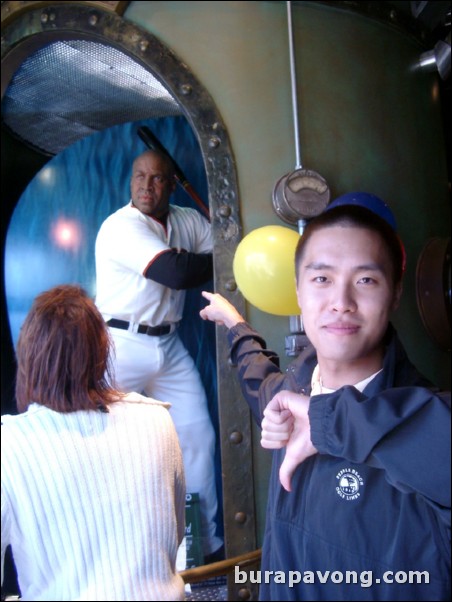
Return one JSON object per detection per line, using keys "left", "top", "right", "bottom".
{"left": 1, "top": 393, "right": 186, "bottom": 601}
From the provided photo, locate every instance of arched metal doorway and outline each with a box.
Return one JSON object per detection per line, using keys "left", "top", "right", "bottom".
{"left": 1, "top": 2, "right": 257, "bottom": 599}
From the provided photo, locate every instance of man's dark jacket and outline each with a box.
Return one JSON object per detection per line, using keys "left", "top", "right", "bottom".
{"left": 228, "top": 322, "right": 451, "bottom": 601}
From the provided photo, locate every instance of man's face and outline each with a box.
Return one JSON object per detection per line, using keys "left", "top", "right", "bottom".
{"left": 296, "top": 225, "right": 402, "bottom": 377}
{"left": 130, "top": 152, "right": 176, "bottom": 218}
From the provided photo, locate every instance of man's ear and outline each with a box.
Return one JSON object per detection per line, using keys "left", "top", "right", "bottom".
{"left": 295, "top": 276, "right": 303, "bottom": 313}
{"left": 392, "top": 281, "right": 403, "bottom": 311}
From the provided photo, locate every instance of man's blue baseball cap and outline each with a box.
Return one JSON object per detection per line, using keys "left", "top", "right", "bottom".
{"left": 325, "top": 191, "right": 405, "bottom": 272}
{"left": 325, "top": 192, "right": 398, "bottom": 231}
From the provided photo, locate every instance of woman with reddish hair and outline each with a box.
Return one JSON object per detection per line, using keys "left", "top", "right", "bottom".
{"left": 2, "top": 285, "right": 186, "bottom": 601}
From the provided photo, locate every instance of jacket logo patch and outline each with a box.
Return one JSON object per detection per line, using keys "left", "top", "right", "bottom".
{"left": 336, "top": 468, "right": 364, "bottom": 501}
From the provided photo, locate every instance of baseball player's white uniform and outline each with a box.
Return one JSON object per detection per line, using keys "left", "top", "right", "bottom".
{"left": 95, "top": 201, "right": 222, "bottom": 556}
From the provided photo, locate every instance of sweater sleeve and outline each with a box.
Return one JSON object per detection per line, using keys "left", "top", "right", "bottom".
{"left": 1, "top": 478, "right": 12, "bottom": 586}
{"left": 309, "top": 384, "right": 451, "bottom": 516}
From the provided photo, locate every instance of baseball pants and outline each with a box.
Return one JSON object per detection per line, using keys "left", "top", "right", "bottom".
{"left": 109, "top": 327, "right": 222, "bottom": 556}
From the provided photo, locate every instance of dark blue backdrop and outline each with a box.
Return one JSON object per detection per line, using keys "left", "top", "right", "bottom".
{"left": 4, "top": 114, "right": 222, "bottom": 536}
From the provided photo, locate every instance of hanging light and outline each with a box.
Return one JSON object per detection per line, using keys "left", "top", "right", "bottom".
{"left": 271, "top": 1, "right": 330, "bottom": 235}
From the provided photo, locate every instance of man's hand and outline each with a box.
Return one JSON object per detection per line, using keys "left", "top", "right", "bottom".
{"left": 200, "top": 291, "right": 245, "bottom": 329}
{"left": 261, "top": 401, "right": 294, "bottom": 449}
{"left": 261, "top": 390, "right": 318, "bottom": 492}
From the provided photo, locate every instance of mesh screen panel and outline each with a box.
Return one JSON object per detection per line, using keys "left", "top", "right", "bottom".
{"left": 2, "top": 39, "right": 181, "bottom": 154}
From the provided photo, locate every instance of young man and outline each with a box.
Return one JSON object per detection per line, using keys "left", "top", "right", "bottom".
{"left": 200, "top": 193, "right": 451, "bottom": 601}
{"left": 95, "top": 150, "right": 222, "bottom": 560}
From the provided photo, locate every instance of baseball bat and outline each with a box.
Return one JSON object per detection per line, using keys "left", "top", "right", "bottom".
{"left": 137, "top": 126, "right": 210, "bottom": 220}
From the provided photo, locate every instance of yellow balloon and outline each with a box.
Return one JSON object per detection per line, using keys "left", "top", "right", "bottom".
{"left": 233, "top": 225, "right": 300, "bottom": 316}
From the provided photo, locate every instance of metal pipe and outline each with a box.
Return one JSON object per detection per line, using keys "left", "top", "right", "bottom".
{"left": 297, "top": 218, "right": 307, "bottom": 235}
{"left": 287, "top": 1, "right": 302, "bottom": 169}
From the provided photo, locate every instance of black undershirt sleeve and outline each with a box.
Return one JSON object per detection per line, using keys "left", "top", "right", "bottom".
{"left": 144, "top": 248, "right": 213, "bottom": 289}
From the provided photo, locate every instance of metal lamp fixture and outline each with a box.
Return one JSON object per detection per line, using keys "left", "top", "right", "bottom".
{"left": 272, "top": 2, "right": 330, "bottom": 234}
{"left": 418, "top": 33, "right": 451, "bottom": 80}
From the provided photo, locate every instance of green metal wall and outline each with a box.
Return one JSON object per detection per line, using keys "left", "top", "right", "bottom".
{"left": 128, "top": 0, "right": 451, "bottom": 542}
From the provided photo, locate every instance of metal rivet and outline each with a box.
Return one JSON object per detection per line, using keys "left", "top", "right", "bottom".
{"left": 208, "top": 136, "right": 220, "bottom": 148}
{"left": 229, "top": 431, "right": 243, "bottom": 444}
{"left": 235, "top": 511, "right": 247, "bottom": 524}
{"left": 180, "top": 84, "right": 192, "bottom": 95}
{"left": 41, "top": 13, "right": 48, "bottom": 23}
{"left": 218, "top": 204, "right": 231, "bottom": 217}
{"left": 238, "top": 588, "right": 251, "bottom": 600}
{"left": 89, "top": 14, "right": 98, "bottom": 26}
{"left": 225, "top": 279, "right": 237, "bottom": 292}
{"left": 140, "top": 40, "right": 149, "bottom": 52}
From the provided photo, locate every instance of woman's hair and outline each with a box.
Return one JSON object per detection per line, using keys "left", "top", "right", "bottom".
{"left": 295, "top": 204, "right": 405, "bottom": 285}
{"left": 15, "top": 284, "right": 120, "bottom": 413}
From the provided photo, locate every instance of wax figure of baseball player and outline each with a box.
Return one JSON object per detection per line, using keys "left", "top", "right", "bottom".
{"left": 95, "top": 149, "right": 223, "bottom": 560}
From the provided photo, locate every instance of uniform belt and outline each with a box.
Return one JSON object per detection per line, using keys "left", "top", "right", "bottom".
{"left": 106, "top": 318, "right": 173, "bottom": 336}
